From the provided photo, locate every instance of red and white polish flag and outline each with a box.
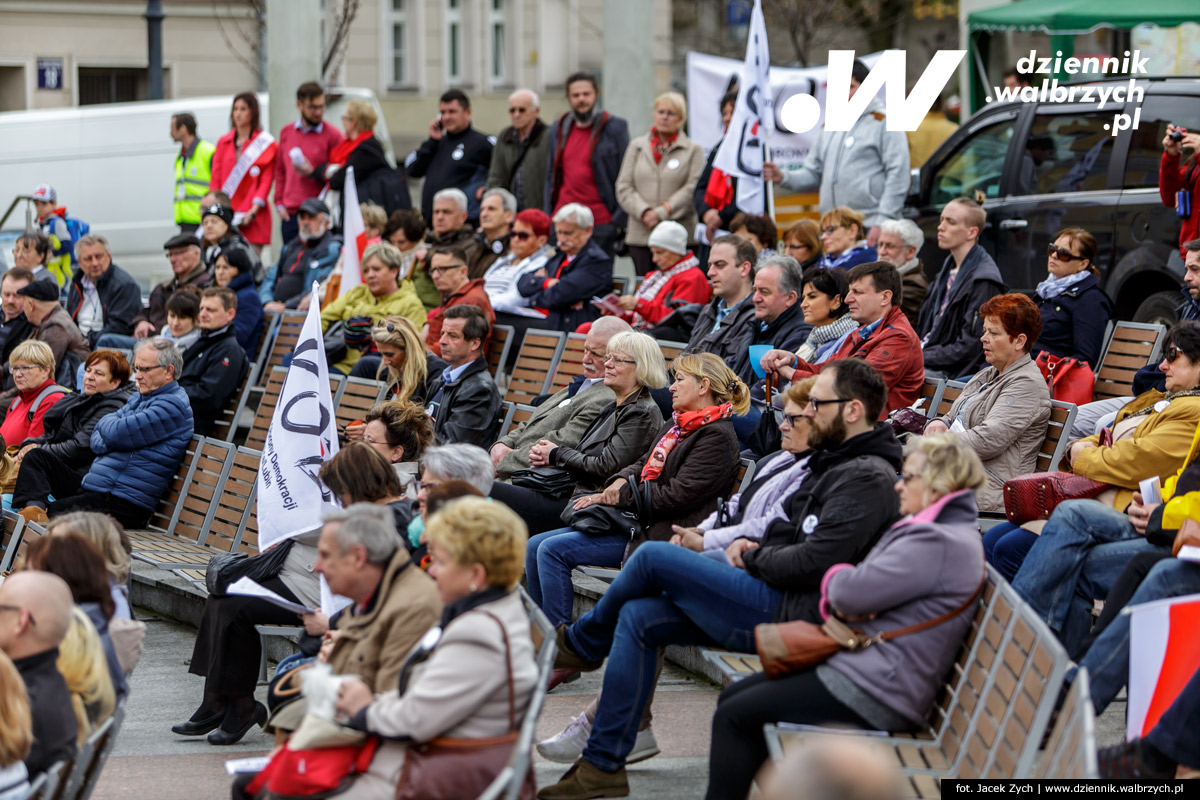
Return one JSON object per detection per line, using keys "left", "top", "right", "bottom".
{"left": 337, "top": 166, "right": 366, "bottom": 297}
{"left": 1127, "top": 592, "right": 1200, "bottom": 740}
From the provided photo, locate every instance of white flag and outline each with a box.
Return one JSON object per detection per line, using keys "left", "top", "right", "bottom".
{"left": 256, "top": 283, "right": 341, "bottom": 549}
{"left": 712, "top": 0, "right": 774, "bottom": 214}
{"left": 337, "top": 166, "right": 364, "bottom": 297}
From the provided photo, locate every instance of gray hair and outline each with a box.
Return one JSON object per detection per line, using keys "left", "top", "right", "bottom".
{"left": 361, "top": 241, "right": 405, "bottom": 273}
{"left": 553, "top": 203, "right": 594, "bottom": 229}
{"left": 75, "top": 233, "right": 110, "bottom": 257}
{"left": 607, "top": 330, "right": 668, "bottom": 389}
{"left": 589, "top": 315, "right": 632, "bottom": 340}
{"left": 320, "top": 503, "right": 401, "bottom": 564}
{"left": 420, "top": 443, "right": 494, "bottom": 495}
{"left": 482, "top": 187, "right": 517, "bottom": 214}
{"left": 433, "top": 188, "right": 469, "bottom": 213}
{"left": 758, "top": 253, "right": 805, "bottom": 298}
{"left": 509, "top": 88, "right": 540, "bottom": 109}
{"left": 879, "top": 218, "right": 924, "bottom": 252}
{"left": 133, "top": 337, "right": 183, "bottom": 379}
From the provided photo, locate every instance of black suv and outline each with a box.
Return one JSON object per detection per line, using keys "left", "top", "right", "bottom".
{"left": 905, "top": 76, "right": 1200, "bottom": 325}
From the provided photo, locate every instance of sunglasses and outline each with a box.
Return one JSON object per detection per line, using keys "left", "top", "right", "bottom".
{"left": 509, "top": 106, "right": 529, "bottom": 114}
{"left": 1165, "top": 345, "right": 1183, "bottom": 363}
{"left": 1047, "top": 244, "right": 1083, "bottom": 262}
{"left": 820, "top": 224, "right": 844, "bottom": 236}
{"left": 510, "top": 231, "right": 535, "bottom": 241}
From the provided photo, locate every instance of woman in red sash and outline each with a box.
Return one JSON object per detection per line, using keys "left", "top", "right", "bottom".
{"left": 210, "top": 92, "right": 277, "bottom": 250}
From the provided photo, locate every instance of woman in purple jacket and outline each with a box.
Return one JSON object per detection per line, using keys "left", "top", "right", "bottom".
{"left": 705, "top": 433, "right": 987, "bottom": 800}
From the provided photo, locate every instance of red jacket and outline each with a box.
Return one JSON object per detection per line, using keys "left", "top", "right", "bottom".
{"left": 632, "top": 264, "right": 712, "bottom": 327}
{"left": 211, "top": 129, "right": 278, "bottom": 246}
{"left": 793, "top": 305, "right": 924, "bottom": 418}
{"left": 274, "top": 121, "right": 343, "bottom": 214}
{"left": 1, "top": 378, "right": 66, "bottom": 445}
{"left": 425, "top": 279, "right": 496, "bottom": 357}
{"left": 1159, "top": 152, "right": 1199, "bottom": 259}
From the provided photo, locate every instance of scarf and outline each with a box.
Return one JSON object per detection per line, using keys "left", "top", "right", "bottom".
{"left": 820, "top": 242, "right": 872, "bottom": 270}
{"left": 641, "top": 402, "right": 732, "bottom": 481}
{"left": 329, "top": 130, "right": 375, "bottom": 166}
{"left": 1123, "top": 388, "right": 1200, "bottom": 421}
{"left": 633, "top": 253, "right": 699, "bottom": 325}
{"left": 650, "top": 128, "right": 679, "bottom": 164}
{"left": 796, "top": 314, "right": 859, "bottom": 362}
{"left": 1035, "top": 269, "right": 1091, "bottom": 300}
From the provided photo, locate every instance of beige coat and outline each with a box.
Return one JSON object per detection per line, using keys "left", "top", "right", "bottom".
{"left": 936, "top": 354, "right": 1050, "bottom": 512}
{"left": 347, "top": 590, "right": 537, "bottom": 800}
{"left": 615, "top": 132, "right": 706, "bottom": 246}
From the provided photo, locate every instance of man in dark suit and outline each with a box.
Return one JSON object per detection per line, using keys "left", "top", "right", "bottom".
{"left": 425, "top": 304, "right": 502, "bottom": 448}
{"left": 516, "top": 203, "right": 612, "bottom": 333}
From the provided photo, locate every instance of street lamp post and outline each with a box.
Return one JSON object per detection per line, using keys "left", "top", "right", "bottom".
{"left": 146, "top": 0, "right": 165, "bottom": 100}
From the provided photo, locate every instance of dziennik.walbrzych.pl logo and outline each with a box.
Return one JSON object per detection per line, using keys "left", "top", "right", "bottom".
{"left": 991, "top": 50, "right": 1150, "bottom": 135}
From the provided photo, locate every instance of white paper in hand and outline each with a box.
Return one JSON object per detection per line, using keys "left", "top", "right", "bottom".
{"left": 226, "top": 577, "right": 315, "bottom": 616}
{"left": 1139, "top": 476, "right": 1163, "bottom": 505}
{"left": 1178, "top": 545, "right": 1200, "bottom": 563}
{"left": 320, "top": 574, "right": 353, "bottom": 618}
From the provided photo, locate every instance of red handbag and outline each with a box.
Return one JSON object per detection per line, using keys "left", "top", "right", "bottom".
{"left": 1002, "top": 471, "right": 1109, "bottom": 525}
{"left": 1035, "top": 352, "right": 1095, "bottom": 406}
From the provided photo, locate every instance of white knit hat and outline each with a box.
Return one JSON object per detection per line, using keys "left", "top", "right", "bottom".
{"left": 646, "top": 220, "right": 688, "bottom": 255}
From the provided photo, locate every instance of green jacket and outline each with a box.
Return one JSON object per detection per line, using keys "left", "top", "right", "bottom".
{"left": 320, "top": 282, "right": 426, "bottom": 373}
{"left": 485, "top": 119, "right": 549, "bottom": 211}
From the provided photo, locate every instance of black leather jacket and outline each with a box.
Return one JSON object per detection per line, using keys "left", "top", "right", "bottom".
{"left": 550, "top": 388, "right": 663, "bottom": 492}
{"left": 426, "top": 357, "right": 502, "bottom": 448}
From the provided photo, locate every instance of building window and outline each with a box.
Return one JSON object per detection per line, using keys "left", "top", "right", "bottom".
{"left": 490, "top": 0, "right": 507, "bottom": 84}
{"left": 446, "top": 0, "right": 462, "bottom": 84}
{"left": 388, "top": 0, "right": 408, "bottom": 86}
{"left": 78, "top": 67, "right": 146, "bottom": 105}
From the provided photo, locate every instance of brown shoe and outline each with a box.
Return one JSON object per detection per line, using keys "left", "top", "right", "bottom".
{"left": 18, "top": 507, "right": 48, "bottom": 526}
{"left": 553, "top": 624, "right": 603, "bottom": 673}
{"left": 537, "top": 759, "right": 629, "bottom": 800}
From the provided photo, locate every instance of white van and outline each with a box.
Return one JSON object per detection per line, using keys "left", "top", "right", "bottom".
{"left": 0, "top": 88, "right": 392, "bottom": 289}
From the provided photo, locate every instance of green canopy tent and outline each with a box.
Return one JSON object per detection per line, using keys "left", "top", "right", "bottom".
{"left": 966, "top": 0, "right": 1197, "bottom": 112}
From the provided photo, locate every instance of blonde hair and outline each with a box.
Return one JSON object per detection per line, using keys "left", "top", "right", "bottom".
{"left": 947, "top": 197, "right": 987, "bottom": 233}
{"left": 45, "top": 512, "right": 132, "bottom": 585}
{"left": 9, "top": 339, "right": 55, "bottom": 372}
{"left": 372, "top": 316, "right": 427, "bottom": 402}
{"left": 654, "top": 91, "right": 688, "bottom": 126}
{"left": 361, "top": 241, "right": 405, "bottom": 274}
{"left": 425, "top": 498, "right": 527, "bottom": 590}
{"left": 345, "top": 98, "right": 377, "bottom": 131}
{"left": 671, "top": 352, "right": 751, "bottom": 415}
{"left": 820, "top": 206, "right": 866, "bottom": 241}
{"left": 784, "top": 376, "right": 817, "bottom": 409}
{"left": 56, "top": 606, "right": 116, "bottom": 745}
{"left": 606, "top": 331, "right": 668, "bottom": 390}
{"left": 905, "top": 433, "right": 987, "bottom": 496}
{"left": 0, "top": 651, "right": 31, "bottom": 767}
{"left": 360, "top": 202, "right": 387, "bottom": 232}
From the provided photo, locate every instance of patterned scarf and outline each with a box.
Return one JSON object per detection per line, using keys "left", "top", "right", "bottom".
{"left": 650, "top": 128, "right": 679, "bottom": 164}
{"left": 633, "top": 253, "right": 699, "bottom": 326}
{"left": 796, "top": 314, "right": 858, "bottom": 362}
{"left": 641, "top": 402, "right": 732, "bottom": 481}
{"left": 1035, "top": 269, "right": 1091, "bottom": 300}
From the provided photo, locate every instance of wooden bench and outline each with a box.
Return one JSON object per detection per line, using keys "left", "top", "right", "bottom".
{"left": 1093, "top": 321, "right": 1166, "bottom": 402}
{"left": 918, "top": 378, "right": 946, "bottom": 418}
{"left": 259, "top": 310, "right": 306, "bottom": 386}
{"left": 506, "top": 403, "right": 537, "bottom": 437}
{"left": 1034, "top": 668, "right": 1098, "bottom": 779}
{"left": 63, "top": 700, "right": 124, "bottom": 800}
{"left": 763, "top": 566, "right": 1069, "bottom": 795}
{"left": 504, "top": 329, "right": 566, "bottom": 405}
{"left": 0, "top": 511, "right": 26, "bottom": 576}
{"left": 933, "top": 380, "right": 966, "bottom": 420}
{"left": 334, "top": 376, "right": 387, "bottom": 432}
{"left": 125, "top": 436, "right": 203, "bottom": 547}
{"left": 246, "top": 368, "right": 345, "bottom": 451}
{"left": 487, "top": 324, "right": 515, "bottom": 379}
{"left": 701, "top": 650, "right": 764, "bottom": 686}
{"left": 659, "top": 340, "right": 687, "bottom": 366}
{"left": 0, "top": 519, "right": 44, "bottom": 576}
{"left": 547, "top": 333, "right": 587, "bottom": 395}
{"left": 210, "top": 362, "right": 257, "bottom": 443}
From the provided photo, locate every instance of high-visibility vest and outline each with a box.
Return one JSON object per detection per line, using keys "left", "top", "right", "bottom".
{"left": 174, "top": 139, "right": 216, "bottom": 225}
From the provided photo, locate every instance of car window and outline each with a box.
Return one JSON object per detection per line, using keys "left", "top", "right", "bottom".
{"left": 928, "top": 114, "right": 1016, "bottom": 206}
{"left": 1017, "top": 113, "right": 1113, "bottom": 196}
{"left": 1123, "top": 96, "right": 1200, "bottom": 188}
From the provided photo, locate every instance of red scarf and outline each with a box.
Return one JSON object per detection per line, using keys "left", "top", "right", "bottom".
{"left": 650, "top": 128, "right": 679, "bottom": 164}
{"left": 328, "top": 130, "right": 374, "bottom": 166}
{"left": 641, "top": 402, "right": 732, "bottom": 481}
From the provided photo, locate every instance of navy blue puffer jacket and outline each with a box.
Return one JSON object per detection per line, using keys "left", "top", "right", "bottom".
{"left": 82, "top": 380, "right": 194, "bottom": 510}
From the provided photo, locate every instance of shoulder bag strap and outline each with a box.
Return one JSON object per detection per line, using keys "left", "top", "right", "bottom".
{"left": 476, "top": 609, "right": 516, "bottom": 732}
{"left": 858, "top": 572, "right": 987, "bottom": 647}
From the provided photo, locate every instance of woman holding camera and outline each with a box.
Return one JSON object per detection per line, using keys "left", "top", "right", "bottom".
{"left": 1160, "top": 123, "right": 1200, "bottom": 265}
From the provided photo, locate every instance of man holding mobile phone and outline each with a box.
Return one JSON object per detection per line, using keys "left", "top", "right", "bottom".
{"left": 405, "top": 89, "right": 494, "bottom": 227}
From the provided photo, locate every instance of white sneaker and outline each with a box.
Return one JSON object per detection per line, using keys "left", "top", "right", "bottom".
{"left": 536, "top": 714, "right": 661, "bottom": 764}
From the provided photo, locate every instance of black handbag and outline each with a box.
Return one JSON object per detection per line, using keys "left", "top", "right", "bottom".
{"left": 207, "top": 539, "right": 295, "bottom": 596}
{"left": 510, "top": 467, "right": 576, "bottom": 499}
{"left": 566, "top": 476, "right": 652, "bottom": 539}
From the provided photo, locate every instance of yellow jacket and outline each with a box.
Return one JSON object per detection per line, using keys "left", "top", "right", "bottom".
{"left": 1160, "top": 418, "right": 1200, "bottom": 529}
{"left": 320, "top": 282, "right": 426, "bottom": 373}
{"left": 1068, "top": 391, "right": 1200, "bottom": 511}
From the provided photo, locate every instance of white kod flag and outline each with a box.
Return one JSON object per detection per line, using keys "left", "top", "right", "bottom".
{"left": 337, "top": 166, "right": 364, "bottom": 297}
{"left": 712, "top": 0, "right": 774, "bottom": 214}
{"left": 257, "top": 282, "right": 341, "bottom": 549}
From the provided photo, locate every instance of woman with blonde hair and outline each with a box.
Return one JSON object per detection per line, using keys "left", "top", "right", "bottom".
{"left": 342, "top": 401, "right": 432, "bottom": 498}
{"left": 780, "top": 219, "right": 823, "bottom": 270}
{"left": 0, "top": 652, "right": 32, "bottom": 798}
{"left": 615, "top": 91, "right": 707, "bottom": 276}
{"left": 331, "top": 499, "right": 537, "bottom": 800}
{"left": 45, "top": 511, "right": 133, "bottom": 619}
{"left": 56, "top": 606, "right": 116, "bottom": 744}
{"left": 818, "top": 206, "right": 876, "bottom": 270}
{"left": 0, "top": 340, "right": 66, "bottom": 449}
{"left": 318, "top": 99, "right": 393, "bottom": 223}
{"left": 347, "top": 315, "right": 446, "bottom": 405}
{"left": 526, "top": 350, "right": 748, "bottom": 628}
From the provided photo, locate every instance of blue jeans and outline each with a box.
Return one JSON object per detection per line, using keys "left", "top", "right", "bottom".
{"left": 1072, "top": 558, "right": 1200, "bottom": 714}
{"left": 95, "top": 333, "right": 137, "bottom": 350}
{"left": 1012, "top": 499, "right": 1166, "bottom": 658}
{"left": 566, "top": 541, "right": 782, "bottom": 772}
{"left": 982, "top": 522, "right": 1038, "bottom": 582}
{"left": 1145, "top": 649, "right": 1200, "bottom": 768}
{"left": 525, "top": 527, "right": 627, "bottom": 626}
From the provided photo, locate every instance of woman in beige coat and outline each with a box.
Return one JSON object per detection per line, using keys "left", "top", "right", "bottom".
{"left": 615, "top": 92, "right": 706, "bottom": 276}
{"left": 335, "top": 498, "right": 537, "bottom": 800}
{"left": 924, "top": 293, "right": 1051, "bottom": 512}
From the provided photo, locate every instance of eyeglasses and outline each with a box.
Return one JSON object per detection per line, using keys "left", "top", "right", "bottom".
{"left": 510, "top": 231, "right": 535, "bottom": 241}
{"left": 1165, "top": 345, "right": 1183, "bottom": 363}
{"left": 508, "top": 106, "right": 529, "bottom": 114}
{"left": 361, "top": 434, "right": 385, "bottom": 446}
{"left": 779, "top": 412, "right": 805, "bottom": 428}
{"left": 900, "top": 471, "right": 923, "bottom": 484}
{"left": 0, "top": 605, "right": 33, "bottom": 626}
{"left": 805, "top": 396, "right": 852, "bottom": 412}
{"left": 428, "top": 265, "right": 466, "bottom": 275}
{"left": 820, "top": 224, "right": 844, "bottom": 236}
{"left": 604, "top": 354, "right": 637, "bottom": 365}
{"left": 133, "top": 364, "right": 168, "bottom": 374}
{"left": 415, "top": 479, "right": 440, "bottom": 493}
{"left": 9, "top": 364, "right": 42, "bottom": 373}
{"left": 1047, "top": 244, "right": 1083, "bottom": 262}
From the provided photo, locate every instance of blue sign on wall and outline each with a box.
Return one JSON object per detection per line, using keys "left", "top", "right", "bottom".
{"left": 727, "top": 0, "right": 751, "bottom": 26}
{"left": 37, "top": 58, "right": 63, "bottom": 90}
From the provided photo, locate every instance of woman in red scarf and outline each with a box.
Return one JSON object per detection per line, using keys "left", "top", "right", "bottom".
{"left": 615, "top": 92, "right": 707, "bottom": 276}
{"left": 210, "top": 92, "right": 277, "bottom": 249}
{"left": 316, "top": 99, "right": 392, "bottom": 221}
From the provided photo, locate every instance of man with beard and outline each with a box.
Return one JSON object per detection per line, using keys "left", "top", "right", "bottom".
{"left": 259, "top": 198, "right": 343, "bottom": 311}
{"left": 543, "top": 73, "right": 630, "bottom": 257}
{"left": 537, "top": 358, "right": 902, "bottom": 800}
{"left": 274, "top": 82, "right": 344, "bottom": 245}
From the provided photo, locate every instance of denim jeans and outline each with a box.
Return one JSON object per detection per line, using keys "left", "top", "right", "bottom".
{"left": 1012, "top": 499, "right": 1166, "bottom": 658}
{"left": 524, "top": 527, "right": 627, "bottom": 626}
{"left": 1071, "top": 558, "right": 1200, "bottom": 714}
{"left": 566, "top": 541, "right": 782, "bottom": 772}
{"left": 95, "top": 333, "right": 138, "bottom": 350}
{"left": 982, "top": 522, "right": 1038, "bottom": 582}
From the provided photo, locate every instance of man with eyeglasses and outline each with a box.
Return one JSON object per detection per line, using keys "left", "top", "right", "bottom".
{"left": 274, "top": 82, "right": 343, "bottom": 245}
{"left": 40, "top": 338, "right": 193, "bottom": 529}
{"left": 875, "top": 218, "right": 928, "bottom": 327}
{"left": 0, "top": 571, "right": 79, "bottom": 777}
{"left": 914, "top": 197, "right": 1004, "bottom": 380}
{"left": 486, "top": 89, "right": 548, "bottom": 212}
{"left": 538, "top": 358, "right": 902, "bottom": 800}
{"left": 423, "top": 245, "right": 494, "bottom": 357}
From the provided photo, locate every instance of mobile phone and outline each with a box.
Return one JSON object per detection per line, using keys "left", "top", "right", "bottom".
{"left": 436, "top": 114, "right": 444, "bottom": 132}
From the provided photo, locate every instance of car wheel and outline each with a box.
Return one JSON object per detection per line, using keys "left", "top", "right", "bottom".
{"left": 1133, "top": 291, "right": 1181, "bottom": 327}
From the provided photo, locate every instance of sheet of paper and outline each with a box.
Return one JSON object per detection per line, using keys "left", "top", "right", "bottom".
{"left": 225, "top": 756, "right": 271, "bottom": 774}
{"left": 320, "top": 574, "right": 353, "bottom": 618}
{"left": 949, "top": 418, "right": 966, "bottom": 434}
{"left": 1139, "top": 476, "right": 1163, "bottom": 505}
{"left": 1178, "top": 545, "right": 1200, "bottom": 563}
{"left": 226, "top": 576, "right": 315, "bottom": 616}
